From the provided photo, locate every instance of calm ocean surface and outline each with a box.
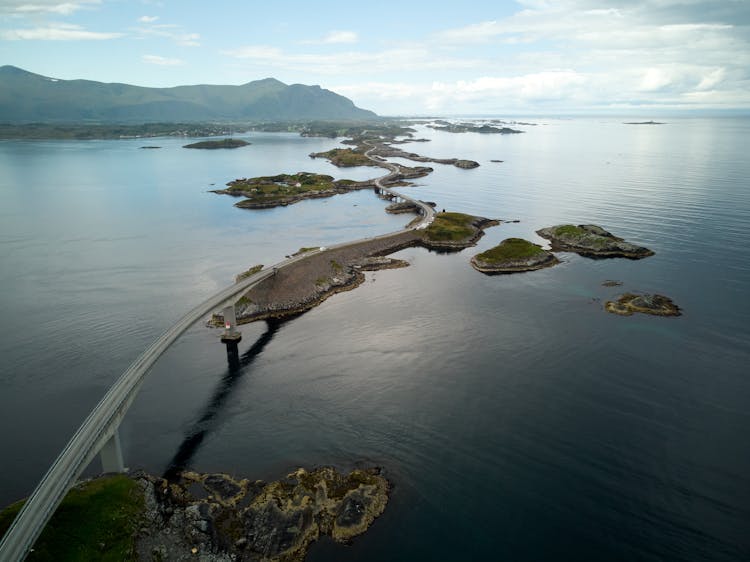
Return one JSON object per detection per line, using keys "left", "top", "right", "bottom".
{"left": 1, "top": 118, "right": 749, "bottom": 560}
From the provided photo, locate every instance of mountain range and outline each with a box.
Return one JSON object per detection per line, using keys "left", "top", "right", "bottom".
{"left": 0, "top": 66, "right": 376, "bottom": 122}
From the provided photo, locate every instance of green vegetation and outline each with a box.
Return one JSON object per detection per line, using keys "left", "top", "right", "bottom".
{"left": 183, "top": 138, "right": 249, "bottom": 149}
{"left": 424, "top": 212, "right": 476, "bottom": 242}
{"left": 0, "top": 475, "right": 143, "bottom": 561}
{"left": 330, "top": 260, "right": 343, "bottom": 273}
{"left": 475, "top": 238, "right": 545, "bottom": 263}
{"left": 311, "top": 147, "right": 376, "bottom": 167}
{"left": 235, "top": 264, "right": 263, "bottom": 282}
{"left": 298, "top": 247, "right": 318, "bottom": 254}
{"left": 553, "top": 224, "right": 587, "bottom": 237}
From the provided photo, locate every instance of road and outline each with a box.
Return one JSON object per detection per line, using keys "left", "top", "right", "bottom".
{"left": 0, "top": 140, "right": 435, "bottom": 560}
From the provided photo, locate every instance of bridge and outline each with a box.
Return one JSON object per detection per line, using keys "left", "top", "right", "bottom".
{"left": 0, "top": 146, "right": 434, "bottom": 560}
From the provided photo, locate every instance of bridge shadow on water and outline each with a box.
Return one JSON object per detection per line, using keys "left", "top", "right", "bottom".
{"left": 163, "top": 319, "right": 281, "bottom": 480}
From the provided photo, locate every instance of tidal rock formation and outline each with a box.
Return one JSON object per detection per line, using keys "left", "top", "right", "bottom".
{"left": 135, "top": 467, "right": 389, "bottom": 561}
{"left": 471, "top": 238, "right": 559, "bottom": 274}
{"left": 536, "top": 224, "right": 654, "bottom": 259}
{"left": 605, "top": 293, "right": 681, "bottom": 317}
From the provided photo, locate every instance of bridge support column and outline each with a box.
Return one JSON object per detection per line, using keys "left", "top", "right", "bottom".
{"left": 221, "top": 305, "right": 242, "bottom": 363}
{"left": 100, "top": 429, "right": 125, "bottom": 473}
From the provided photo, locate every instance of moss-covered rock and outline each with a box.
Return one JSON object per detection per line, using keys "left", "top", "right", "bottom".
{"left": 605, "top": 293, "right": 681, "bottom": 317}
{"left": 536, "top": 224, "right": 654, "bottom": 258}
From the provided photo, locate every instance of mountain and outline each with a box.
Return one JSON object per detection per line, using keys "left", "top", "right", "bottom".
{"left": 0, "top": 66, "right": 377, "bottom": 122}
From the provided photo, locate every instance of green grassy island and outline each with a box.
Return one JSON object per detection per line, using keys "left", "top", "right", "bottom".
{"left": 422, "top": 212, "right": 499, "bottom": 249}
{"left": 183, "top": 138, "right": 250, "bottom": 149}
{"left": 471, "top": 238, "right": 559, "bottom": 274}
{"left": 213, "top": 172, "right": 367, "bottom": 208}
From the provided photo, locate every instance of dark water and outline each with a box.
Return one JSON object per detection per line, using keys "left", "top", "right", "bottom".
{"left": 1, "top": 119, "right": 749, "bottom": 560}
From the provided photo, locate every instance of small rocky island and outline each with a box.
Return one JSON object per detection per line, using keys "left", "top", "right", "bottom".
{"left": 605, "top": 293, "right": 681, "bottom": 317}
{"left": 184, "top": 138, "right": 250, "bottom": 149}
{"left": 471, "top": 238, "right": 558, "bottom": 274}
{"left": 421, "top": 212, "right": 499, "bottom": 250}
{"left": 213, "top": 172, "right": 370, "bottom": 209}
{"left": 427, "top": 122, "right": 524, "bottom": 135}
{"left": 536, "top": 224, "right": 654, "bottom": 259}
{"left": 309, "top": 147, "right": 378, "bottom": 167}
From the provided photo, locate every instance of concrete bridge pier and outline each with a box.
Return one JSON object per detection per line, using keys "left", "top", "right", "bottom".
{"left": 220, "top": 305, "right": 242, "bottom": 363}
{"left": 99, "top": 430, "right": 125, "bottom": 473}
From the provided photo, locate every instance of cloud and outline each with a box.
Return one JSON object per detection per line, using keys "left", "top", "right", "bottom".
{"left": 321, "top": 30, "right": 358, "bottom": 44}
{"left": 221, "top": 45, "right": 483, "bottom": 75}
{"left": 142, "top": 54, "right": 184, "bottom": 66}
{"left": 134, "top": 22, "right": 200, "bottom": 46}
{"left": 1, "top": 22, "right": 122, "bottom": 40}
{"left": 0, "top": 0, "right": 100, "bottom": 15}
{"left": 138, "top": 15, "right": 158, "bottom": 23}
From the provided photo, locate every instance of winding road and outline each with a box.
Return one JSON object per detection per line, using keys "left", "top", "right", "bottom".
{"left": 0, "top": 141, "right": 435, "bottom": 560}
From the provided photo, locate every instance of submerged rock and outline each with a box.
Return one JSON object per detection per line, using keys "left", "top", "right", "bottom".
{"left": 605, "top": 293, "right": 681, "bottom": 317}
{"left": 536, "top": 224, "right": 654, "bottom": 259}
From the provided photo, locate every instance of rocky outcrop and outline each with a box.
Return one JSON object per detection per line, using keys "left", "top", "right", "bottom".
{"left": 605, "top": 293, "right": 681, "bottom": 317}
{"left": 135, "top": 467, "right": 389, "bottom": 562}
{"left": 536, "top": 224, "right": 654, "bottom": 259}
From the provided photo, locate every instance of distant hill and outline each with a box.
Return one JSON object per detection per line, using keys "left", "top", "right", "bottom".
{"left": 0, "top": 66, "right": 377, "bottom": 122}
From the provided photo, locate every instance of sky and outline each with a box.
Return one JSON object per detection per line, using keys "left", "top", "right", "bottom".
{"left": 1, "top": 0, "right": 749, "bottom": 115}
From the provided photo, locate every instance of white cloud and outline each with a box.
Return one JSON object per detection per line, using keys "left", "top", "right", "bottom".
{"left": 138, "top": 15, "right": 158, "bottom": 23}
{"left": 221, "top": 45, "right": 483, "bottom": 75}
{"left": 142, "top": 54, "right": 184, "bottom": 66}
{"left": 321, "top": 30, "right": 358, "bottom": 44}
{"left": 134, "top": 22, "right": 200, "bottom": 46}
{"left": 0, "top": 0, "right": 100, "bottom": 15}
{"left": 1, "top": 22, "right": 122, "bottom": 40}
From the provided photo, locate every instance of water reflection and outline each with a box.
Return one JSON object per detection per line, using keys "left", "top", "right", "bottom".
{"left": 163, "top": 320, "right": 280, "bottom": 479}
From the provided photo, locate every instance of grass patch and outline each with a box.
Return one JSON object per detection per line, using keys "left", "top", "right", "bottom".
{"left": 235, "top": 264, "right": 263, "bottom": 282}
{"left": 476, "top": 238, "right": 545, "bottom": 263}
{"left": 0, "top": 474, "right": 144, "bottom": 561}
{"left": 553, "top": 224, "right": 587, "bottom": 237}
{"left": 330, "top": 260, "right": 343, "bottom": 273}
{"left": 424, "top": 212, "right": 475, "bottom": 242}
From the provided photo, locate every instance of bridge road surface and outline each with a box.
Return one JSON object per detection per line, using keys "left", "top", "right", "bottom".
{"left": 0, "top": 144, "right": 435, "bottom": 560}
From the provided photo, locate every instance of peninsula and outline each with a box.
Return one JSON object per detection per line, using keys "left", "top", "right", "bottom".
{"left": 536, "top": 224, "right": 654, "bottom": 258}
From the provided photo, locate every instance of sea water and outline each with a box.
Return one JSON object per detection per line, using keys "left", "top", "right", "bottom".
{"left": 1, "top": 118, "right": 748, "bottom": 560}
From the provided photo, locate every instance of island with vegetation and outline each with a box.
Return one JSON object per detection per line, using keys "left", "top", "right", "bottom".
{"left": 605, "top": 293, "right": 681, "bottom": 317}
{"left": 212, "top": 172, "right": 371, "bottom": 208}
{"left": 309, "top": 147, "right": 379, "bottom": 167}
{"left": 536, "top": 224, "right": 654, "bottom": 258}
{"left": 421, "top": 212, "right": 499, "bottom": 249}
{"left": 624, "top": 121, "right": 665, "bottom": 125}
{"left": 471, "top": 238, "right": 559, "bottom": 274}
{"left": 183, "top": 138, "right": 250, "bottom": 149}
{"left": 427, "top": 122, "right": 524, "bottom": 134}
{"left": 0, "top": 466, "right": 389, "bottom": 561}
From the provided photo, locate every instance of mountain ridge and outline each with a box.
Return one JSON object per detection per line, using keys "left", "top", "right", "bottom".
{"left": 0, "top": 66, "right": 377, "bottom": 122}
